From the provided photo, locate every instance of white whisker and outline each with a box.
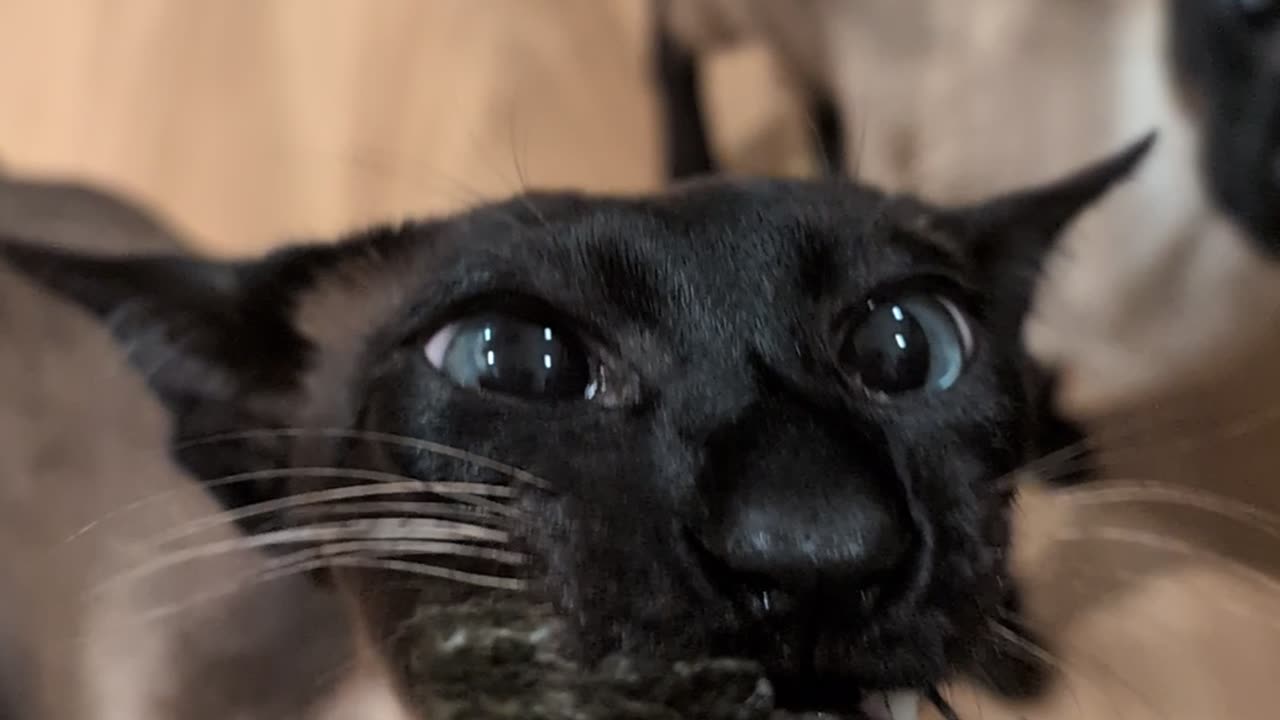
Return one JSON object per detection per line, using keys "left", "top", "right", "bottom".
{"left": 289, "top": 500, "right": 514, "bottom": 523}
{"left": 1053, "top": 526, "right": 1280, "bottom": 600}
{"left": 1059, "top": 482, "right": 1280, "bottom": 541}
{"left": 104, "top": 544, "right": 526, "bottom": 629}
{"left": 94, "top": 519, "right": 516, "bottom": 594}
{"left": 987, "top": 617, "right": 1157, "bottom": 717}
{"left": 327, "top": 555, "right": 527, "bottom": 591}
{"left": 67, "top": 468, "right": 515, "bottom": 543}
{"left": 147, "top": 479, "right": 516, "bottom": 545}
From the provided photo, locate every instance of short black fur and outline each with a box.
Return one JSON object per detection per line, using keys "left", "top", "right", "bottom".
{"left": 0, "top": 137, "right": 1150, "bottom": 715}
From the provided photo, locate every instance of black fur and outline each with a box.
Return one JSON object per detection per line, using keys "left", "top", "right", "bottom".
{"left": 651, "top": 0, "right": 847, "bottom": 180}
{"left": 1168, "top": 0, "right": 1280, "bottom": 253}
{"left": 0, "top": 137, "right": 1150, "bottom": 714}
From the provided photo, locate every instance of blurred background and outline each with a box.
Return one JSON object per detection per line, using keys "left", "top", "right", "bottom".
{"left": 5, "top": 0, "right": 1280, "bottom": 717}
{"left": 0, "top": 1, "right": 1170, "bottom": 249}
{"left": 0, "top": 0, "right": 718, "bottom": 253}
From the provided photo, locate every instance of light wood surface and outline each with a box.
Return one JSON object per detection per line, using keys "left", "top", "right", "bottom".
{"left": 0, "top": 0, "right": 657, "bottom": 253}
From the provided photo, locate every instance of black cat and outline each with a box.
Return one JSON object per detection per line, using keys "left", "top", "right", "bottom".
{"left": 0, "top": 137, "right": 1151, "bottom": 719}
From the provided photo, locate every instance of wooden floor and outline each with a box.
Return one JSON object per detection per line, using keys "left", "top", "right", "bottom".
{"left": 0, "top": 0, "right": 808, "bottom": 256}
{"left": 2, "top": 2, "right": 1280, "bottom": 718}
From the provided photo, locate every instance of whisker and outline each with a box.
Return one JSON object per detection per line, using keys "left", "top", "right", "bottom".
{"left": 94, "top": 519, "right": 518, "bottom": 595}
{"left": 1057, "top": 482, "right": 1280, "bottom": 541}
{"left": 994, "top": 397, "right": 1278, "bottom": 490}
{"left": 986, "top": 617, "right": 1154, "bottom": 717}
{"left": 79, "top": 558, "right": 332, "bottom": 635}
{"left": 262, "top": 538, "right": 525, "bottom": 568}
{"left": 257, "top": 538, "right": 525, "bottom": 600}
{"left": 106, "top": 545, "right": 527, "bottom": 629}
{"left": 924, "top": 687, "right": 961, "bottom": 720}
{"left": 436, "top": 491, "right": 516, "bottom": 516}
{"left": 147, "top": 479, "right": 517, "bottom": 546}
{"left": 995, "top": 439, "right": 1097, "bottom": 490}
{"left": 284, "top": 500, "right": 514, "bottom": 523}
{"left": 503, "top": 109, "right": 551, "bottom": 231}
{"left": 175, "top": 428, "right": 550, "bottom": 489}
{"left": 995, "top": 391, "right": 1280, "bottom": 491}
{"left": 66, "top": 468, "right": 515, "bottom": 543}
{"left": 1052, "top": 526, "right": 1280, "bottom": 603}
{"left": 327, "top": 555, "right": 527, "bottom": 591}
{"left": 986, "top": 619, "right": 1068, "bottom": 674}
{"left": 1086, "top": 397, "right": 1280, "bottom": 460}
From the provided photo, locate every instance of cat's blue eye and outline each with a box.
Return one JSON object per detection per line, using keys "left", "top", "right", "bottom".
{"left": 840, "top": 294, "right": 972, "bottom": 395}
{"left": 424, "top": 314, "right": 596, "bottom": 401}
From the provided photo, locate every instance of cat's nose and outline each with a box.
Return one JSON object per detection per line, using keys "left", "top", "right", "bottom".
{"left": 693, "top": 398, "right": 914, "bottom": 615}
{"left": 698, "top": 493, "right": 910, "bottom": 612}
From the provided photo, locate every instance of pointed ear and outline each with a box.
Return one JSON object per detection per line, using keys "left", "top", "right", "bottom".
{"left": 2, "top": 236, "right": 336, "bottom": 520}
{"left": 946, "top": 134, "right": 1155, "bottom": 485}
{"left": 948, "top": 132, "right": 1156, "bottom": 325}
{"left": 0, "top": 237, "right": 311, "bottom": 411}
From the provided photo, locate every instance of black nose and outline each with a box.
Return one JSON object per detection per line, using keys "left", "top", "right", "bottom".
{"left": 695, "top": 398, "right": 914, "bottom": 614}
{"left": 696, "top": 491, "right": 911, "bottom": 622}
{"left": 705, "top": 498, "right": 909, "bottom": 595}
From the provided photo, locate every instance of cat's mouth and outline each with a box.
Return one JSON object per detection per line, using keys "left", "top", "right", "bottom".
{"left": 400, "top": 593, "right": 955, "bottom": 720}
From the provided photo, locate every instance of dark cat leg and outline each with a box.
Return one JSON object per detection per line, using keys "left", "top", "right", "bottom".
{"left": 808, "top": 92, "right": 847, "bottom": 177}
{"left": 652, "top": 1, "right": 717, "bottom": 180}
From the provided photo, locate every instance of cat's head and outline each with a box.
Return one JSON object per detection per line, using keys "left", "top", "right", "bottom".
{"left": 1169, "top": 0, "right": 1280, "bottom": 252}
{"left": 0, "top": 137, "right": 1151, "bottom": 718}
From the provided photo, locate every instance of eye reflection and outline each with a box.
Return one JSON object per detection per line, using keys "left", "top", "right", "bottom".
{"left": 840, "top": 294, "right": 972, "bottom": 394}
{"left": 425, "top": 314, "right": 593, "bottom": 401}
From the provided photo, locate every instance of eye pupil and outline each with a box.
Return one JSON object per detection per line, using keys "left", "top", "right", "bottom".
{"left": 840, "top": 294, "right": 969, "bottom": 395}
{"left": 431, "top": 314, "right": 592, "bottom": 400}
{"left": 847, "top": 303, "right": 930, "bottom": 393}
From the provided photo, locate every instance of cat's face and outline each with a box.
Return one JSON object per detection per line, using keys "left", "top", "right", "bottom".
{"left": 1169, "top": 0, "right": 1280, "bottom": 252}
{"left": 1, "top": 138, "right": 1150, "bottom": 718}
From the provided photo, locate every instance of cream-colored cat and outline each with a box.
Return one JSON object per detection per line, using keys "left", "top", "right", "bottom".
{"left": 0, "top": 176, "right": 413, "bottom": 720}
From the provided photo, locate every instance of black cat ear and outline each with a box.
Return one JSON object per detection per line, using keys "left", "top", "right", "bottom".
{"left": 0, "top": 237, "right": 308, "bottom": 410}
{"left": 949, "top": 132, "right": 1156, "bottom": 321}
{"left": 943, "top": 134, "right": 1154, "bottom": 486}
{"left": 966, "top": 132, "right": 1154, "bottom": 241}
